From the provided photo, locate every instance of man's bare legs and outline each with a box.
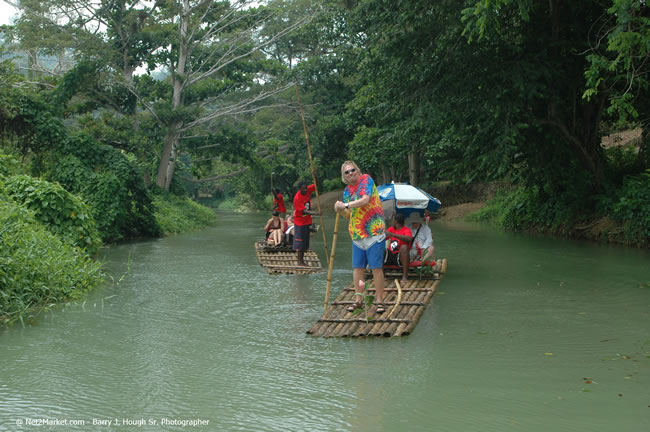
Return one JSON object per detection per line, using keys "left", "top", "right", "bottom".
{"left": 352, "top": 267, "right": 384, "bottom": 309}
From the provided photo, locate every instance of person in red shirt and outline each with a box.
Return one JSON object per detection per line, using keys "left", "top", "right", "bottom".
{"left": 272, "top": 189, "right": 286, "bottom": 217}
{"left": 385, "top": 212, "right": 412, "bottom": 286}
{"left": 292, "top": 180, "right": 320, "bottom": 266}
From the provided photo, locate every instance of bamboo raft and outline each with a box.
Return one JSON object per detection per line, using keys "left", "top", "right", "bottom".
{"left": 254, "top": 241, "right": 324, "bottom": 275}
{"left": 307, "top": 258, "right": 448, "bottom": 337}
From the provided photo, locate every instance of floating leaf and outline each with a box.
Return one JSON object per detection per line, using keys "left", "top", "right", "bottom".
{"left": 545, "top": 352, "right": 553, "bottom": 356}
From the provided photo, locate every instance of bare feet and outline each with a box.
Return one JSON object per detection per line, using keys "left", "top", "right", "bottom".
{"left": 400, "top": 278, "right": 408, "bottom": 287}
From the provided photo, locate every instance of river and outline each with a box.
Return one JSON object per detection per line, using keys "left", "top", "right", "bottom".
{"left": 1, "top": 211, "right": 649, "bottom": 431}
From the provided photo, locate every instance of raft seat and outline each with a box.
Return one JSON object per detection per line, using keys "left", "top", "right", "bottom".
{"left": 383, "top": 260, "right": 436, "bottom": 270}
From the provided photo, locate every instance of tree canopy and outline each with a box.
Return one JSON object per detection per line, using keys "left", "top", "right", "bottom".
{"left": 1, "top": 0, "right": 648, "bottom": 236}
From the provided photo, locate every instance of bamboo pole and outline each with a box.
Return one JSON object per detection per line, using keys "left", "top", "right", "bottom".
{"left": 386, "top": 279, "right": 403, "bottom": 320}
{"left": 324, "top": 212, "right": 341, "bottom": 312}
{"left": 295, "top": 84, "right": 329, "bottom": 266}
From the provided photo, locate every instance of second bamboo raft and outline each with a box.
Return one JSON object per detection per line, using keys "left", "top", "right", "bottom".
{"left": 254, "top": 241, "right": 324, "bottom": 275}
{"left": 307, "top": 258, "right": 448, "bottom": 337}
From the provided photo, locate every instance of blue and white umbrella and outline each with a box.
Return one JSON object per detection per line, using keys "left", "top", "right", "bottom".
{"left": 377, "top": 182, "right": 441, "bottom": 219}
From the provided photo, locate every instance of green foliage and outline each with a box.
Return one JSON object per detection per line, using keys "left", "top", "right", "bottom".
{"left": 468, "top": 185, "right": 588, "bottom": 233}
{"left": 0, "top": 197, "right": 105, "bottom": 326}
{"left": 152, "top": 194, "right": 216, "bottom": 235}
{"left": 50, "top": 133, "right": 161, "bottom": 242}
{"left": 610, "top": 170, "right": 650, "bottom": 244}
{"left": 466, "top": 189, "right": 512, "bottom": 225}
{"left": 2, "top": 175, "right": 102, "bottom": 255}
{"left": 583, "top": 0, "right": 650, "bottom": 126}
{"left": 605, "top": 144, "right": 644, "bottom": 181}
{"left": 0, "top": 63, "right": 66, "bottom": 160}
{"left": 350, "top": 292, "right": 376, "bottom": 323}
{"left": 322, "top": 178, "right": 342, "bottom": 192}
{"left": 0, "top": 154, "right": 20, "bottom": 177}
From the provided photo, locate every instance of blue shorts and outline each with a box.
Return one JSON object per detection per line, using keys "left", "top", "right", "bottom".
{"left": 352, "top": 240, "right": 385, "bottom": 270}
{"left": 293, "top": 224, "right": 311, "bottom": 251}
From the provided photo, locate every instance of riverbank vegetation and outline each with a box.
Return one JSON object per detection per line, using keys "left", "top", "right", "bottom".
{"left": 0, "top": 152, "right": 215, "bottom": 325}
{"left": 1, "top": 0, "right": 649, "bottom": 322}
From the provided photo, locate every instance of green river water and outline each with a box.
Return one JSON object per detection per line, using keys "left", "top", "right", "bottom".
{"left": 1, "top": 211, "right": 649, "bottom": 432}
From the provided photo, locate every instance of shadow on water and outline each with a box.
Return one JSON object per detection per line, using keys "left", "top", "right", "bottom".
{"left": 1, "top": 211, "right": 649, "bottom": 431}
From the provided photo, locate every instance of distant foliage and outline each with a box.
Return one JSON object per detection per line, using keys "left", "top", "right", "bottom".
{"left": 0, "top": 198, "right": 105, "bottom": 326}
{"left": 152, "top": 194, "right": 216, "bottom": 235}
{"left": 468, "top": 184, "right": 590, "bottom": 235}
{"left": 322, "top": 178, "right": 342, "bottom": 192}
{"left": 2, "top": 175, "right": 102, "bottom": 255}
{"left": 0, "top": 62, "right": 66, "bottom": 160}
{"left": 0, "top": 154, "right": 20, "bottom": 177}
{"left": 50, "top": 133, "right": 161, "bottom": 242}
{"left": 610, "top": 170, "right": 650, "bottom": 244}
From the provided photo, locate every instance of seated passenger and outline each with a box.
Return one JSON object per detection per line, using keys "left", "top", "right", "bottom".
{"left": 264, "top": 211, "right": 285, "bottom": 246}
{"left": 407, "top": 213, "right": 435, "bottom": 264}
{"left": 385, "top": 213, "right": 412, "bottom": 286}
{"left": 284, "top": 213, "right": 294, "bottom": 246}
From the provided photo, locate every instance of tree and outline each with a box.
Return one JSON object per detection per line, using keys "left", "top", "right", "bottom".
{"left": 348, "top": 0, "right": 631, "bottom": 193}
{"left": 584, "top": 0, "right": 650, "bottom": 169}
{"left": 7, "top": 0, "right": 317, "bottom": 191}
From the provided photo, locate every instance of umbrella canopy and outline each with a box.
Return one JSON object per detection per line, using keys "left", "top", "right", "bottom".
{"left": 377, "top": 183, "right": 441, "bottom": 219}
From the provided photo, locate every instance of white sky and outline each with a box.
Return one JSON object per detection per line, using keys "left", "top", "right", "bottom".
{"left": 0, "top": 1, "right": 19, "bottom": 26}
{"left": 0, "top": 1, "right": 263, "bottom": 26}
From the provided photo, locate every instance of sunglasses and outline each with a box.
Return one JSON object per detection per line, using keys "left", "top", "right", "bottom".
{"left": 344, "top": 168, "right": 357, "bottom": 175}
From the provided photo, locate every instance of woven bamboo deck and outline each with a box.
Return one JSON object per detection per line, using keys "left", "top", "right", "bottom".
{"left": 307, "top": 258, "right": 448, "bottom": 337}
{"left": 254, "top": 241, "right": 324, "bottom": 275}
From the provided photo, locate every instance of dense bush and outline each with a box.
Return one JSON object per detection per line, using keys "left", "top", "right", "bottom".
{"left": 153, "top": 194, "right": 216, "bottom": 234}
{"left": 0, "top": 154, "right": 20, "bottom": 177}
{"left": 0, "top": 198, "right": 105, "bottom": 326}
{"left": 610, "top": 170, "right": 650, "bottom": 244}
{"left": 2, "top": 175, "right": 102, "bottom": 255}
{"left": 322, "top": 178, "right": 342, "bottom": 192}
{"left": 50, "top": 133, "right": 161, "bottom": 241}
{"left": 467, "top": 186, "right": 577, "bottom": 233}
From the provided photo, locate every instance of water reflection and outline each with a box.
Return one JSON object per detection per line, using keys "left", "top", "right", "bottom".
{"left": 1, "top": 212, "right": 648, "bottom": 432}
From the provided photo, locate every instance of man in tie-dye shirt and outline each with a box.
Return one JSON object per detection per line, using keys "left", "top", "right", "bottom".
{"left": 334, "top": 161, "right": 386, "bottom": 314}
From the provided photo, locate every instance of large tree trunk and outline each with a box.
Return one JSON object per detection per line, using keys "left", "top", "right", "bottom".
{"left": 154, "top": 2, "right": 189, "bottom": 190}
{"left": 408, "top": 146, "right": 419, "bottom": 185}
{"left": 155, "top": 123, "right": 181, "bottom": 189}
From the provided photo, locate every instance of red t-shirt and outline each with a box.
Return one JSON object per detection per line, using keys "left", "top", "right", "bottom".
{"left": 386, "top": 226, "right": 412, "bottom": 255}
{"left": 293, "top": 184, "right": 316, "bottom": 226}
{"left": 273, "top": 193, "right": 286, "bottom": 213}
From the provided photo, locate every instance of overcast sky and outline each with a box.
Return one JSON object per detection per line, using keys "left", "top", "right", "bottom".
{"left": 0, "top": 1, "right": 19, "bottom": 26}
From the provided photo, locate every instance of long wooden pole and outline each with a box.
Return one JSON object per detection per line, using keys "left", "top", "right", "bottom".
{"left": 324, "top": 212, "right": 341, "bottom": 312}
{"left": 295, "top": 84, "right": 329, "bottom": 266}
{"left": 387, "top": 279, "right": 403, "bottom": 320}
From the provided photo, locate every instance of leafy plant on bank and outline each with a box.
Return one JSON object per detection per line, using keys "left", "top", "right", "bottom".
{"left": 50, "top": 133, "right": 161, "bottom": 242}
{"left": 0, "top": 154, "right": 20, "bottom": 177}
{"left": 152, "top": 193, "right": 216, "bottom": 235}
{"left": 0, "top": 198, "right": 105, "bottom": 326}
{"left": 609, "top": 170, "right": 650, "bottom": 245}
{"left": 2, "top": 174, "right": 102, "bottom": 255}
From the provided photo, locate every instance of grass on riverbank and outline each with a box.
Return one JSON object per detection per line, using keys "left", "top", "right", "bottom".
{"left": 466, "top": 177, "right": 650, "bottom": 247}
{"left": 0, "top": 199, "right": 105, "bottom": 326}
{"left": 153, "top": 194, "right": 217, "bottom": 235}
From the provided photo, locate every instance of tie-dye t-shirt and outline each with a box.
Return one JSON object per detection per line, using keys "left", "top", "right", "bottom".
{"left": 343, "top": 174, "right": 386, "bottom": 240}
